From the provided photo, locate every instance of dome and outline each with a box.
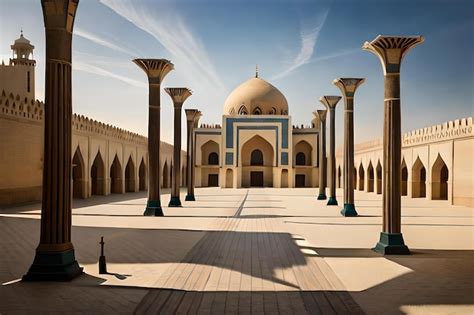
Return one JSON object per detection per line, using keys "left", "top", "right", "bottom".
{"left": 223, "top": 77, "right": 288, "bottom": 115}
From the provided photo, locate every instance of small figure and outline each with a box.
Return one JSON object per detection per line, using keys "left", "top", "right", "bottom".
{"left": 99, "top": 236, "right": 107, "bottom": 274}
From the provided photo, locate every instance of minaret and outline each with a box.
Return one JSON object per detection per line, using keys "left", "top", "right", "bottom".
{"left": 1, "top": 30, "right": 36, "bottom": 99}
{"left": 133, "top": 59, "right": 174, "bottom": 216}
{"left": 319, "top": 95, "right": 342, "bottom": 206}
{"left": 185, "top": 109, "right": 201, "bottom": 201}
{"left": 363, "top": 35, "right": 424, "bottom": 255}
{"left": 316, "top": 109, "right": 328, "bottom": 200}
{"left": 333, "top": 78, "right": 365, "bottom": 217}
{"left": 165, "top": 87, "right": 193, "bottom": 207}
{"left": 23, "top": 0, "right": 82, "bottom": 281}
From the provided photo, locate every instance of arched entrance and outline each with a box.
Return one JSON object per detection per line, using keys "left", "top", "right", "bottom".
{"left": 110, "top": 155, "right": 123, "bottom": 194}
{"left": 431, "top": 154, "right": 449, "bottom": 200}
{"left": 401, "top": 159, "right": 408, "bottom": 196}
{"left": 162, "top": 161, "right": 169, "bottom": 188}
{"left": 281, "top": 169, "right": 288, "bottom": 188}
{"left": 294, "top": 140, "right": 312, "bottom": 166}
{"left": 91, "top": 151, "right": 105, "bottom": 195}
{"left": 241, "top": 135, "right": 274, "bottom": 187}
{"left": 412, "top": 157, "right": 426, "bottom": 198}
{"left": 125, "top": 156, "right": 135, "bottom": 192}
{"left": 358, "top": 163, "right": 365, "bottom": 191}
{"left": 376, "top": 160, "right": 382, "bottom": 195}
{"left": 72, "top": 147, "right": 86, "bottom": 199}
{"left": 225, "top": 169, "right": 233, "bottom": 188}
{"left": 139, "top": 158, "right": 146, "bottom": 191}
{"left": 367, "top": 162, "right": 374, "bottom": 192}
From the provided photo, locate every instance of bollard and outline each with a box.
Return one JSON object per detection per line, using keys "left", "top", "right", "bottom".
{"left": 99, "top": 236, "right": 107, "bottom": 274}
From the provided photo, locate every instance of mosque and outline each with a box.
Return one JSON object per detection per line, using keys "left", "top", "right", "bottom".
{"left": 194, "top": 72, "right": 320, "bottom": 188}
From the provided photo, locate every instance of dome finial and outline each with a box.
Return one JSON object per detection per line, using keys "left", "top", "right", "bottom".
{"left": 255, "top": 64, "right": 259, "bottom": 78}
{"left": 20, "top": 28, "right": 23, "bottom": 37}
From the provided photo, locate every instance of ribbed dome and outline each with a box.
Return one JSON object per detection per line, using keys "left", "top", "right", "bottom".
{"left": 223, "top": 77, "right": 288, "bottom": 115}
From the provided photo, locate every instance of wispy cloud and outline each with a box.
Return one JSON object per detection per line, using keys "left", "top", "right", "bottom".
{"left": 272, "top": 9, "right": 329, "bottom": 80}
{"left": 312, "top": 48, "right": 360, "bottom": 63}
{"left": 75, "top": 28, "right": 138, "bottom": 57}
{"left": 73, "top": 59, "right": 146, "bottom": 88}
{"left": 99, "top": 0, "right": 227, "bottom": 96}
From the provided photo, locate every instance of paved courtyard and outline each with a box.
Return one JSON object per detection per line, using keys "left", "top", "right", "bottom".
{"left": 0, "top": 188, "right": 473, "bottom": 314}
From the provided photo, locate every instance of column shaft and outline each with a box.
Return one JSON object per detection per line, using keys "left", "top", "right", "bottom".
{"left": 383, "top": 74, "right": 401, "bottom": 233}
{"left": 185, "top": 119, "right": 193, "bottom": 199}
{"left": 170, "top": 105, "right": 182, "bottom": 206}
{"left": 344, "top": 98, "right": 355, "bottom": 206}
{"left": 328, "top": 108, "right": 337, "bottom": 203}
{"left": 318, "top": 120, "right": 327, "bottom": 198}
{"left": 147, "top": 85, "right": 162, "bottom": 212}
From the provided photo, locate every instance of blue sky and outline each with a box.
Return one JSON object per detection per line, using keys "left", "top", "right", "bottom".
{"left": 1, "top": 0, "right": 473, "bottom": 147}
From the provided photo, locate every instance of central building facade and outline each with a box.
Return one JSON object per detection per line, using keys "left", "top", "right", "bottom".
{"left": 195, "top": 74, "right": 321, "bottom": 188}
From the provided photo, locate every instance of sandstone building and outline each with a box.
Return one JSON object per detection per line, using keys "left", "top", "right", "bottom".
{"left": 0, "top": 33, "right": 186, "bottom": 206}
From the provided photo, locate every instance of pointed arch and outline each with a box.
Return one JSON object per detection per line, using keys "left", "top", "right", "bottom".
{"left": 252, "top": 106, "right": 262, "bottom": 115}
{"left": 431, "top": 154, "right": 449, "bottom": 200}
{"left": 358, "top": 163, "right": 365, "bottom": 191}
{"left": 162, "top": 161, "right": 169, "bottom": 188}
{"left": 367, "top": 161, "right": 374, "bottom": 192}
{"left": 91, "top": 151, "right": 105, "bottom": 195}
{"left": 376, "top": 160, "right": 382, "bottom": 195}
{"left": 72, "top": 147, "right": 86, "bottom": 199}
{"left": 201, "top": 140, "right": 219, "bottom": 166}
{"left": 294, "top": 140, "right": 312, "bottom": 166}
{"left": 401, "top": 158, "right": 408, "bottom": 196}
{"left": 139, "top": 158, "right": 146, "bottom": 191}
{"left": 125, "top": 156, "right": 136, "bottom": 192}
{"left": 412, "top": 156, "right": 426, "bottom": 198}
{"left": 110, "top": 155, "right": 123, "bottom": 194}
{"left": 238, "top": 105, "right": 248, "bottom": 115}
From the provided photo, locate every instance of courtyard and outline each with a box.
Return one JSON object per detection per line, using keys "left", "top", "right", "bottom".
{"left": 0, "top": 188, "right": 472, "bottom": 314}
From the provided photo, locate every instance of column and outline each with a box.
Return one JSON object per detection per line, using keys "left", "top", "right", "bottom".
{"left": 363, "top": 35, "right": 423, "bottom": 255}
{"left": 316, "top": 109, "right": 327, "bottom": 200}
{"left": 333, "top": 78, "right": 365, "bottom": 217}
{"left": 23, "top": 0, "right": 82, "bottom": 281}
{"left": 133, "top": 59, "right": 174, "bottom": 216}
{"left": 165, "top": 88, "right": 192, "bottom": 207}
{"left": 185, "top": 109, "right": 200, "bottom": 201}
{"left": 190, "top": 112, "right": 202, "bottom": 197}
{"left": 320, "top": 95, "right": 342, "bottom": 206}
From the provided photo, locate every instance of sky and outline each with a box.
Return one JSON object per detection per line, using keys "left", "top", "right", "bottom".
{"left": 1, "top": 0, "right": 473, "bottom": 148}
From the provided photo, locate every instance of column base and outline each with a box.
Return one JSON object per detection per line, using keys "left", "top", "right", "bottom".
{"left": 327, "top": 197, "right": 338, "bottom": 206}
{"left": 168, "top": 196, "right": 182, "bottom": 207}
{"left": 185, "top": 194, "right": 195, "bottom": 201}
{"left": 373, "top": 232, "right": 410, "bottom": 255}
{"left": 23, "top": 248, "right": 83, "bottom": 281}
{"left": 340, "top": 203, "right": 358, "bottom": 217}
{"left": 99, "top": 255, "right": 107, "bottom": 274}
{"left": 144, "top": 200, "right": 164, "bottom": 216}
{"left": 317, "top": 193, "right": 327, "bottom": 200}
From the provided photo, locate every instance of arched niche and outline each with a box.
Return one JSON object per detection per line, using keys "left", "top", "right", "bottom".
{"left": 201, "top": 140, "right": 219, "bottom": 166}
{"left": 401, "top": 158, "right": 408, "bottom": 196}
{"left": 125, "top": 156, "right": 135, "bottom": 192}
{"left": 72, "top": 147, "right": 86, "bottom": 199}
{"left": 294, "top": 140, "right": 312, "bottom": 166}
{"left": 412, "top": 156, "right": 426, "bottom": 198}
{"left": 376, "top": 160, "right": 382, "bottom": 195}
{"left": 110, "top": 155, "right": 123, "bottom": 194}
{"left": 367, "top": 161, "right": 374, "bottom": 192}
{"left": 431, "top": 154, "right": 449, "bottom": 200}
{"left": 139, "top": 158, "right": 146, "bottom": 191}
{"left": 358, "top": 163, "right": 365, "bottom": 191}
{"left": 91, "top": 151, "right": 105, "bottom": 195}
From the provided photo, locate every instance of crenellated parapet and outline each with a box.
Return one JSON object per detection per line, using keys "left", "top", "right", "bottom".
{"left": 0, "top": 90, "right": 44, "bottom": 121}
{"left": 402, "top": 117, "right": 473, "bottom": 146}
{"left": 199, "top": 124, "right": 221, "bottom": 129}
{"left": 72, "top": 114, "right": 147, "bottom": 145}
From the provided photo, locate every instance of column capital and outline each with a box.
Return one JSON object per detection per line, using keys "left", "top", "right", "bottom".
{"left": 193, "top": 111, "right": 202, "bottom": 128}
{"left": 332, "top": 78, "right": 365, "bottom": 97}
{"left": 319, "top": 95, "right": 341, "bottom": 110}
{"left": 362, "top": 35, "right": 424, "bottom": 75}
{"left": 165, "top": 87, "right": 192, "bottom": 106}
{"left": 133, "top": 59, "right": 174, "bottom": 85}
{"left": 314, "top": 109, "right": 327, "bottom": 122}
{"left": 41, "top": 0, "right": 79, "bottom": 33}
{"left": 185, "top": 108, "right": 200, "bottom": 122}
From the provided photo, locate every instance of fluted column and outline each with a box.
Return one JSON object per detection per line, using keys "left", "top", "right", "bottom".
{"left": 165, "top": 88, "right": 192, "bottom": 207}
{"left": 23, "top": 0, "right": 82, "bottom": 281}
{"left": 320, "top": 96, "right": 342, "bottom": 206}
{"left": 316, "top": 110, "right": 328, "bottom": 200}
{"left": 333, "top": 78, "right": 365, "bottom": 217}
{"left": 363, "top": 35, "right": 423, "bottom": 255}
{"left": 133, "top": 59, "right": 174, "bottom": 216}
{"left": 185, "top": 109, "right": 200, "bottom": 201}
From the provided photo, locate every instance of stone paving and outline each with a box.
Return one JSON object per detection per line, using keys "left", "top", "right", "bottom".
{"left": 0, "top": 188, "right": 473, "bottom": 314}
